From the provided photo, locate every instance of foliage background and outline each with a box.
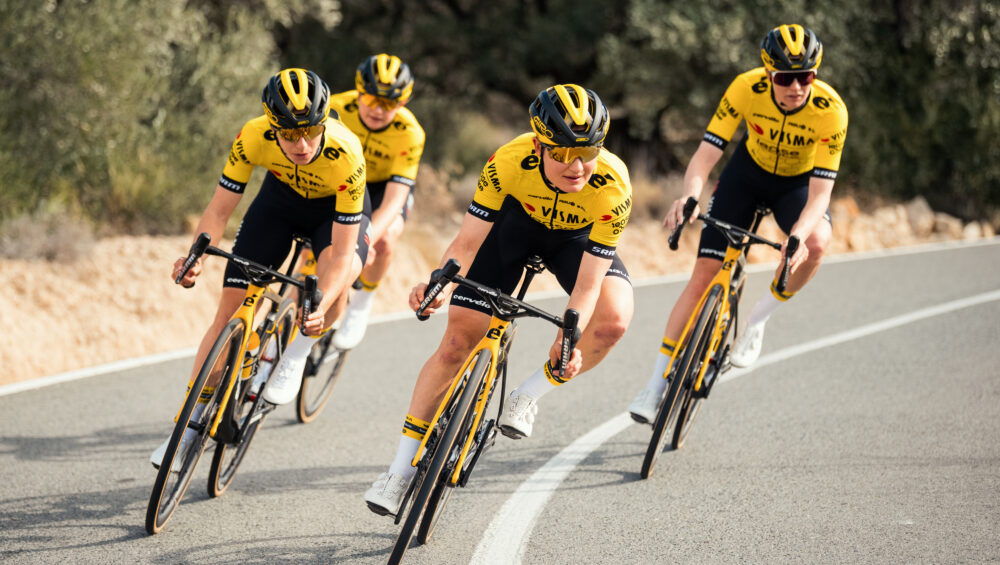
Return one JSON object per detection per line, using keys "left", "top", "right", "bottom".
{"left": 1, "top": 0, "right": 997, "bottom": 256}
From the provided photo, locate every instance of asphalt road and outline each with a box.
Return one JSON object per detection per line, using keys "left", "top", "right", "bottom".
{"left": 2, "top": 240, "right": 999, "bottom": 564}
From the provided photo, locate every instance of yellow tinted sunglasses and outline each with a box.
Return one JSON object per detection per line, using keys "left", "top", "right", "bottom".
{"left": 274, "top": 124, "right": 325, "bottom": 142}
{"left": 360, "top": 93, "right": 402, "bottom": 111}
{"left": 545, "top": 145, "right": 601, "bottom": 164}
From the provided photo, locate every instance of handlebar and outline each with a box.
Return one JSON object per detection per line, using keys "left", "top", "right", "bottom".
{"left": 415, "top": 258, "right": 583, "bottom": 373}
{"left": 667, "top": 197, "right": 799, "bottom": 292}
{"left": 175, "top": 232, "right": 323, "bottom": 332}
{"left": 775, "top": 236, "right": 799, "bottom": 294}
{"left": 667, "top": 197, "right": 699, "bottom": 251}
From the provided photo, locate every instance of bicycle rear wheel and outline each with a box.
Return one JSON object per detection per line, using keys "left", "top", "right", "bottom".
{"left": 417, "top": 351, "right": 492, "bottom": 544}
{"left": 295, "top": 329, "right": 349, "bottom": 423}
{"left": 672, "top": 287, "right": 722, "bottom": 450}
{"left": 641, "top": 285, "right": 721, "bottom": 479}
{"left": 208, "top": 299, "right": 296, "bottom": 497}
{"left": 389, "top": 350, "right": 488, "bottom": 564}
{"left": 145, "top": 318, "right": 244, "bottom": 534}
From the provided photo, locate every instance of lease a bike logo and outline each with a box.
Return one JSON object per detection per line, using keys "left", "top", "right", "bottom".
{"left": 324, "top": 147, "right": 342, "bottom": 160}
{"left": 487, "top": 327, "right": 503, "bottom": 340}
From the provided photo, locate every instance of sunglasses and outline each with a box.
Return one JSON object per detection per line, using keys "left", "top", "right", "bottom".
{"left": 360, "top": 93, "right": 402, "bottom": 111}
{"left": 544, "top": 145, "right": 601, "bottom": 164}
{"left": 770, "top": 70, "right": 816, "bottom": 87}
{"left": 273, "top": 124, "right": 325, "bottom": 142}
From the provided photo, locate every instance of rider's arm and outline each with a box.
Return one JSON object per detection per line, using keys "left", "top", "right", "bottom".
{"left": 369, "top": 180, "right": 411, "bottom": 241}
{"left": 545, "top": 252, "right": 613, "bottom": 378}
{"left": 409, "top": 211, "right": 492, "bottom": 313}
{"left": 789, "top": 175, "right": 835, "bottom": 254}
{"left": 173, "top": 185, "right": 242, "bottom": 285}
{"left": 565, "top": 252, "right": 614, "bottom": 334}
{"left": 307, "top": 221, "right": 361, "bottom": 333}
{"left": 665, "top": 141, "right": 724, "bottom": 230}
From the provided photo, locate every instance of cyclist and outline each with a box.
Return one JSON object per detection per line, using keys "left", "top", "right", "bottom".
{"left": 328, "top": 53, "right": 426, "bottom": 350}
{"left": 628, "top": 24, "right": 848, "bottom": 423}
{"left": 150, "top": 68, "right": 371, "bottom": 470}
{"left": 364, "top": 84, "right": 635, "bottom": 516}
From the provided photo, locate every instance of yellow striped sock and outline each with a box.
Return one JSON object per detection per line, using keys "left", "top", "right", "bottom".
{"left": 358, "top": 275, "right": 379, "bottom": 291}
{"left": 770, "top": 279, "right": 796, "bottom": 302}
{"left": 196, "top": 386, "right": 215, "bottom": 404}
{"left": 659, "top": 338, "right": 678, "bottom": 356}
{"left": 401, "top": 414, "right": 430, "bottom": 440}
{"left": 543, "top": 360, "right": 570, "bottom": 386}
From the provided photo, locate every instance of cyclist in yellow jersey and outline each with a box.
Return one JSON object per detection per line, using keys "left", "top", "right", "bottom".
{"left": 328, "top": 54, "right": 426, "bottom": 350}
{"left": 628, "top": 24, "right": 849, "bottom": 422}
{"left": 151, "top": 68, "right": 370, "bottom": 469}
{"left": 365, "top": 85, "right": 635, "bottom": 516}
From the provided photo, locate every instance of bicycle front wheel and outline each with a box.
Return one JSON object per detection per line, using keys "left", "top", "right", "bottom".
{"left": 145, "top": 318, "right": 244, "bottom": 534}
{"left": 418, "top": 350, "right": 492, "bottom": 544}
{"left": 672, "top": 287, "right": 723, "bottom": 450}
{"left": 389, "top": 350, "right": 489, "bottom": 564}
{"left": 295, "top": 329, "right": 349, "bottom": 423}
{"left": 641, "top": 285, "right": 721, "bottom": 479}
{"left": 209, "top": 299, "right": 296, "bottom": 497}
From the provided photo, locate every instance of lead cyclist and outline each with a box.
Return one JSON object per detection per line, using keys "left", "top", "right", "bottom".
{"left": 628, "top": 24, "right": 849, "bottom": 422}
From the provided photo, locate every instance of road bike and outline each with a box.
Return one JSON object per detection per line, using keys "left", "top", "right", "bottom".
{"left": 385, "top": 256, "right": 580, "bottom": 564}
{"left": 145, "top": 232, "right": 322, "bottom": 534}
{"left": 640, "top": 197, "right": 798, "bottom": 479}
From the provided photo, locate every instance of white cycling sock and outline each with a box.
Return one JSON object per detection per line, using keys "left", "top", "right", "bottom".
{"left": 644, "top": 352, "right": 672, "bottom": 394}
{"left": 388, "top": 435, "right": 421, "bottom": 481}
{"left": 514, "top": 364, "right": 559, "bottom": 400}
{"left": 285, "top": 332, "right": 321, "bottom": 362}
{"left": 746, "top": 292, "right": 783, "bottom": 327}
{"left": 349, "top": 287, "right": 376, "bottom": 312}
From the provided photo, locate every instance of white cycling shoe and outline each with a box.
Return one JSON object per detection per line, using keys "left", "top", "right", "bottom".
{"left": 628, "top": 387, "right": 663, "bottom": 424}
{"left": 331, "top": 294, "right": 374, "bottom": 350}
{"left": 731, "top": 320, "right": 767, "bottom": 368}
{"left": 262, "top": 354, "right": 306, "bottom": 405}
{"left": 365, "top": 472, "right": 410, "bottom": 517}
{"left": 149, "top": 431, "right": 196, "bottom": 473}
{"left": 498, "top": 391, "right": 538, "bottom": 439}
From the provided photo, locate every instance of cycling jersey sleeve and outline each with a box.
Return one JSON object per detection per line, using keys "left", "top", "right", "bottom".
{"left": 810, "top": 103, "right": 849, "bottom": 180}
{"left": 219, "top": 125, "right": 259, "bottom": 193}
{"left": 703, "top": 74, "right": 754, "bottom": 150}
{"left": 387, "top": 128, "right": 425, "bottom": 187}
{"left": 332, "top": 144, "right": 368, "bottom": 224}
{"left": 469, "top": 155, "right": 506, "bottom": 222}
{"left": 585, "top": 167, "right": 632, "bottom": 258}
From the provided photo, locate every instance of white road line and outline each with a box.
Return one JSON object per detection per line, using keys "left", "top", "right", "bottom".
{"left": 471, "top": 288, "right": 1000, "bottom": 564}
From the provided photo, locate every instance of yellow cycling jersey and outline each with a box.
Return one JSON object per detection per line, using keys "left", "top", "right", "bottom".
{"left": 705, "top": 67, "right": 848, "bottom": 179}
{"left": 220, "top": 115, "right": 367, "bottom": 219}
{"left": 470, "top": 133, "right": 632, "bottom": 257}
{"left": 328, "top": 90, "right": 425, "bottom": 187}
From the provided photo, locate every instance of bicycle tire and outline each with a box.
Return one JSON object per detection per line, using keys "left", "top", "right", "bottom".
{"left": 145, "top": 318, "right": 245, "bottom": 534}
{"left": 672, "top": 286, "right": 722, "bottom": 450}
{"left": 417, "top": 351, "right": 492, "bottom": 544}
{"left": 640, "top": 286, "right": 720, "bottom": 479}
{"left": 295, "top": 330, "right": 349, "bottom": 423}
{"left": 389, "top": 350, "right": 488, "bottom": 564}
{"left": 208, "top": 299, "right": 296, "bottom": 496}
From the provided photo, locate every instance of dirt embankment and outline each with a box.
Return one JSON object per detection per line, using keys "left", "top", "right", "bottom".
{"left": 0, "top": 195, "right": 992, "bottom": 387}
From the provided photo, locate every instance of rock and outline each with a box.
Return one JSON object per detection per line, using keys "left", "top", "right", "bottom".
{"left": 905, "top": 196, "right": 935, "bottom": 237}
{"left": 963, "top": 222, "right": 983, "bottom": 240}
{"left": 934, "top": 213, "right": 964, "bottom": 238}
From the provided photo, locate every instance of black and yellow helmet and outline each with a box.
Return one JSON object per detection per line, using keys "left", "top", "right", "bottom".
{"left": 760, "top": 24, "right": 823, "bottom": 72}
{"left": 355, "top": 54, "right": 414, "bottom": 102}
{"left": 261, "top": 68, "right": 331, "bottom": 129}
{"left": 529, "top": 84, "right": 609, "bottom": 147}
